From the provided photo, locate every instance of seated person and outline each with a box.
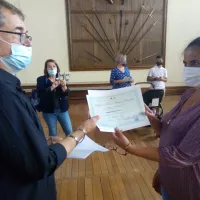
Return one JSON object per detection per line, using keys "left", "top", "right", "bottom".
{"left": 110, "top": 54, "right": 133, "bottom": 89}
{"left": 143, "top": 55, "right": 168, "bottom": 109}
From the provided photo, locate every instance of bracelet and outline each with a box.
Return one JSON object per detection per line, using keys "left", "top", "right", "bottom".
{"left": 68, "top": 135, "right": 79, "bottom": 146}
{"left": 76, "top": 127, "right": 87, "bottom": 143}
{"left": 67, "top": 128, "right": 87, "bottom": 146}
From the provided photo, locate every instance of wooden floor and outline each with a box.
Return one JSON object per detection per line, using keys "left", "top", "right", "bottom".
{"left": 39, "top": 95, "right": 181, "bottom": 200}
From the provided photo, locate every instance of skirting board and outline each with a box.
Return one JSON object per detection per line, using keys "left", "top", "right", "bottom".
{"left": 22, "top": 84, "right": 189, "bottom": 104}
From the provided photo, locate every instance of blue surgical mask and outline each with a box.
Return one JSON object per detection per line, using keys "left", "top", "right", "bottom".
{"left": 47, "top": 69, "right": 57, "bottom": 76}
{"left": 0, "top": 39, "right": 32, "bottom": 74}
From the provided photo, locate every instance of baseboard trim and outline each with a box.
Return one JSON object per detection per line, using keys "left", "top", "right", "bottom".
{"left": 23, "top": 83, "right": 189, "bottom": 103}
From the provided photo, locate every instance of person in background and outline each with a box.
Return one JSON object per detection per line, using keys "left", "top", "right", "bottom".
{"left": 112, "top": 37, "right": 200, "bottom": 200}
{"left": 110, "top": 54, "right": 133, "bottom": 89}
{"left": 143, "top": 55, "right": 168, "bottom": 103}
{"left": 142, "top": 55, "right": 168, "bottom": 114}
{"left": 0, "top": 1, "right": 99, "bottom": 199}
{"left": 147, "top": 55, "right": 168, "bottom": 90}
{"left": 37, "top": 59, "right": 72, "bottom": 137}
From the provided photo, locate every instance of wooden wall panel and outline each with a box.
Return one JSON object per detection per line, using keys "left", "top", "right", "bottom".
{"left": 66, "top": 0, "right": 168, "bottom": 71}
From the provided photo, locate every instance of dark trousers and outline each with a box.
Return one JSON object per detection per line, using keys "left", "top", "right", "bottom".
{"left": 142, "top": 89, "right": 164, "bottom": 107}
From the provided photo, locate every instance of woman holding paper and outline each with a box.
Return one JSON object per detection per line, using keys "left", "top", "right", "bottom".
{"left": 112, "top": 37, "right": 200, "bottom": 200}
{"left": 110, "top": 54, "right": 133, "bottom": 89}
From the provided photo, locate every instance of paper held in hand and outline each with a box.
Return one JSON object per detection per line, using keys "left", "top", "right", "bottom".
{"left": 68, "top": 136, "right": 108, "bottom": 159}
{"left": 87, "top": 85, "right": 150, "bottom": 132}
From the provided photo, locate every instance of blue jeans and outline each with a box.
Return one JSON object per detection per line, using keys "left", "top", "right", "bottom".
{"left": 42, "top": 109, "right": 72, "bottom": 136}
{"left": 161, "top": 186, "right": 173, "bottom": 200}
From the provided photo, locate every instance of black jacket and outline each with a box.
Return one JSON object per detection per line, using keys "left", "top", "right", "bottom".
{"left": 0, "top": 69, "right": 67, "bottom": 200}
{"left": 37, "top": 76, "right": 70, "bottom": 113}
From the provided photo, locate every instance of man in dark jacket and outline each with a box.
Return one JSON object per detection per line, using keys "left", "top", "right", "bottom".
{"left": 0, "top": 1, "right": 99, "bottom": 200}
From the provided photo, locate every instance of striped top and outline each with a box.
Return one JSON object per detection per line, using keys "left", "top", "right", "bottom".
{"left": 159, "top": 89, "right": 200, "bottom": 200}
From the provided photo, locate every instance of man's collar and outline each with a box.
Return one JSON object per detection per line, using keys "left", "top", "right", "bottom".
{"left": 0, "top": 68, "right": 21, "bottom": 87}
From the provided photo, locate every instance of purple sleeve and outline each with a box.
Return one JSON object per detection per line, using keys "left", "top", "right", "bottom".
{"left": 159, "top": 117, "right": 200, "bottom": 168}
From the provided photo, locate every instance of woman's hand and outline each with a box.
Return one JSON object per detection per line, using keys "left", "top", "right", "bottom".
{"left": 51, "top": 80, "right": 60, "bottom": 90}
{"left": 145, "top": 104, "right": 161, "bottom": 136}
{"left": 60, "top": 80, "right": 67, "bottom": 92}
{"left": 129, "top": 77, "right": 134, "bottom": 83}
{"left": 123, "top": 77, "right": 129, "bottom": 83}
{"left": 88, "top": 110, "right": 91, "bottom": 119}
{"left": 60, "top": 80, "right": 66, "bottom": 87}
{"left": 112, "top": 128, "right": 130, "bottom": 149}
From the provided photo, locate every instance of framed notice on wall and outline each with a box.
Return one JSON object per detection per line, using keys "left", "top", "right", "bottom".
{"left": 65, "top": 0, "right": 168, "bottom": 71}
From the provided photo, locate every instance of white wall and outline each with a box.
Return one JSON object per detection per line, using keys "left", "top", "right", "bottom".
{"left": 7, "top": 0, "right": 200, "bottom": 86}
{"left": 165, "top": 0, "right": 200, "bottom": 86}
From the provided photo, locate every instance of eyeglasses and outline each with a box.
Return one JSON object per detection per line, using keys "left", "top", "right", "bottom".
{"left": 103, "top": 141, "right": 128, "bottom": 156}
{"left": 0, "top": 30, "right": 32, "bottom": 46}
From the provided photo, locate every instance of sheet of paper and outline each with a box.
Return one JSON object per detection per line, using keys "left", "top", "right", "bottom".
{"left": 87, "top": 85, "right": 150, "bottom": 132}
{"left": 152, "top": 98, "right": 159, "bottom": 107}
{"left": 68, "top": 136, "right": 108, "bottom": 159}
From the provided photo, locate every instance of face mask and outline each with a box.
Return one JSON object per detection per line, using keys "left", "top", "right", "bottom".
{"left": 123, "top": 60, "right": 127, "bottom": 66}
{"left": 184, "top": 67, "right": 200, "bottom": 87}
{"left": 156, "top": 62, "right": 163, "bottom": 66}
{"left": 47, "top": 69, "right": 57, "bottom": 76}
{"left": 0, "top": 39, "right": 32, "bottom": 74}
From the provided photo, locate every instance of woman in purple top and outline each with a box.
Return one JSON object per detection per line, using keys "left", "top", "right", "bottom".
{"left": 112, "top": 37, "right": 200, "bottom": 200}
{"left": 110, "top": 54, "right": 133, "bottom": 89}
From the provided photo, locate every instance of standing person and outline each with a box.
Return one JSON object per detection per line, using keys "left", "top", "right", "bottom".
{"left": 110, "top": 54, "right": 133, "bottom": 89}
{"left": 37, "top": 59, "right": 72, "bottom": 136}
{"left": 112, "top": 37, "right": 200, "bottom": 200}
{"left": 0, "top": 1, "right": 99, "bottom": 200}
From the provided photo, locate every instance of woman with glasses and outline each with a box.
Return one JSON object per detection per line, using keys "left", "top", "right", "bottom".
{"left": 37, "top": 59, "right": 72, "bottom": 137}
{"left": 110, "top": 54, "right": 133, "bottom": 89}
{"left": 112, "top": 37, "right": 200, "bottom": 200}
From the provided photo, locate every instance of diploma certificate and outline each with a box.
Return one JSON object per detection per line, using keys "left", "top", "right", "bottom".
{"left": 87, "top": 85, "right": 150, "bottom": 132}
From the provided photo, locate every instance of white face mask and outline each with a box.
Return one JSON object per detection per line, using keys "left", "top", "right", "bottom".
{"left": 184, "top": 67, "right": 200, "bottom": 87}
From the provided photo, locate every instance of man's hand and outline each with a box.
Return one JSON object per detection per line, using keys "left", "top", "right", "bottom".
{"left": 158, "top": 77, "right": 167, "bottom": 82}
{"left": 46, "top": 136, "right": 63, "bottom": 146}
{"left": 82, "top": 115, "right": 100, "bottom": 133}
{"left": 153, "top": 77, "right": 159, "bottom": 81}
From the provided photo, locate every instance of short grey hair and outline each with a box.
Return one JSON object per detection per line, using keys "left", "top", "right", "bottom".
{"left": 0, "top": 0, "right": 24, "bottom": 27}
{"left": 116, "top": 54, "right": 127, "bottom": 65}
